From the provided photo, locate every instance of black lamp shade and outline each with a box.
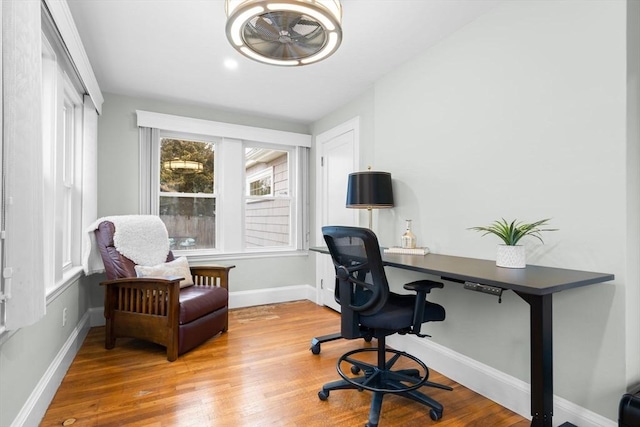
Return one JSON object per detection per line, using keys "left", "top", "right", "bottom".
{"left": 346, "top": 171, "right": 394, "bottom": 208}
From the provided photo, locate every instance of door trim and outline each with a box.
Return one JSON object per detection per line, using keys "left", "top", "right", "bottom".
{"left": 313, "top": 117, "right": 360, "bottom": 305}
{"left": 314, "top": 117, "right": 360, "bottom": 244}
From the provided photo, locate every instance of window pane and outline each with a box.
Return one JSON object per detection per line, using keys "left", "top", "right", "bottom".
{"left": 245, "top": 147, "right": 290, "bottom": 247}
{"left": 160, "top": 196, "right": 216, "bottom": 250}
{"left": 160, "top": 138, "right": 215, "bottom": 250}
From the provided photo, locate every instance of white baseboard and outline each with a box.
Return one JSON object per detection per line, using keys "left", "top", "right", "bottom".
{"left": 88, "top": 285, "right": 317, "bottom": 325}
{"left": 387, "top": 334, "right": 616, "bottom": 427}
{"left": 229, "top": 284, "right": 316, "bottom": 309}
{"left": 12, "top": 311, "right": 91, "bottom": 427}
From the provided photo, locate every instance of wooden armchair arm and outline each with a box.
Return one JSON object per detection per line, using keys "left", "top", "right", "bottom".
{"left": 101, "top": 277, "right": 182, "bottom": 318}
{"left": 189, "top": 265, "right": 235, "bottom": 290}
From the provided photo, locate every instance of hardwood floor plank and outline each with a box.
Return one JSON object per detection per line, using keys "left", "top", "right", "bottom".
{"left": 41, "top": 301, "right": 529, "bottom": 426}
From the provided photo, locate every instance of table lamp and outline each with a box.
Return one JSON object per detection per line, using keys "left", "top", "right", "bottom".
{"left": 346, "top": 170, "right": 394, "bottom": 230}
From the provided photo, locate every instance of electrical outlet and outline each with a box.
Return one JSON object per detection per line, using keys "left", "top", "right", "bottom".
{"left": 62, "top": 308, "right": 67, "bottom": 327}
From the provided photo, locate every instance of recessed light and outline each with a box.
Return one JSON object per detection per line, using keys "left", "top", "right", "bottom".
{"left": 224, "top": 58, "right": 239, "bottom": 70}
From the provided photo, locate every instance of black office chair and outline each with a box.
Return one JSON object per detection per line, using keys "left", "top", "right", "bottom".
{"left": 318, "top": 226, "right": 452, "bottom": 427}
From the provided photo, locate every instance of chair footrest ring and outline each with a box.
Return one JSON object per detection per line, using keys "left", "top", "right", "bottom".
{"left": 336, "top": 347, "right": 429, "bottom": 394}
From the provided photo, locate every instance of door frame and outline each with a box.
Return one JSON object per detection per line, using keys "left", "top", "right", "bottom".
{"left": 313, "top": 117, "right": 360, "bottom": 305}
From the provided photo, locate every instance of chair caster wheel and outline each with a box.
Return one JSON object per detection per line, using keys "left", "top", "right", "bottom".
{"left": 351, "top": 365, "right": 361, "bottom": 375}
{"left": 318, "top": 390, "right": 329, "bottom": 401}
{"left": 429, "top": 409, "right": 442, "bottom": 421}
{"left": 364, "top": 335, "right": 372, "bottom": 343}
{"left": 310, "top": 343, "right": 321, "bottom": 355}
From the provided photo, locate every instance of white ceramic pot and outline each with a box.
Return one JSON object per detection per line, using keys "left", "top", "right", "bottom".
{"left": 496, "top": 245, "right": 526, "bottom": 268}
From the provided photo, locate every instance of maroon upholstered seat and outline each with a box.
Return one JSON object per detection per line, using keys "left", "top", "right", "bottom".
{"left": 95, "top": 220, "right": 234, "bottom": 361}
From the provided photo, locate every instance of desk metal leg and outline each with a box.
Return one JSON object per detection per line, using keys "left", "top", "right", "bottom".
{"left": 515, "top": 292, "right": 553, "bottom": 427}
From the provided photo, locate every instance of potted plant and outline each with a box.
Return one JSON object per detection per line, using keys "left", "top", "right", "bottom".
{"left": 468, "top": 218, "right": 557, "bottom": 268}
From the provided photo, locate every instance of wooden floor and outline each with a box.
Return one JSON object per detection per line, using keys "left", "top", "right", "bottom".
{"left": 41, "top": 301, "right": 529, "bottom": 427}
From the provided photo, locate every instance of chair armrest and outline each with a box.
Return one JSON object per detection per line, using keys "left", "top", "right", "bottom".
{"left": 403, "top": 280, "right": 444, "bottom": 293}
{"left": 189, "top": 265, "right": 235, "bottom": 289}
{"left": 100, "top": 277, "right": 182, "bottom": 319}
{"left": 403, "top": 280, "right": 444, "bottom": 336}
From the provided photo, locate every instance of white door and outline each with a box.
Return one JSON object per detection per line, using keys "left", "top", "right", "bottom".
{"left": 316, "top": 118, "right": 359, "bottom": 311}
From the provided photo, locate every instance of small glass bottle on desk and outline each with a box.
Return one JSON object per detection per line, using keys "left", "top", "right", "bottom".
{"left": 401, "top": 219, "right": 416, "bottom": 249}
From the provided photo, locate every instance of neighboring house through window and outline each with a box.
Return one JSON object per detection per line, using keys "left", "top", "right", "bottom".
{"left": 245, "top": 146, "right": 290, "bottom": 248}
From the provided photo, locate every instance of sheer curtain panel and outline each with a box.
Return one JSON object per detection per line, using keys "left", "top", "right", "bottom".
{"left": 2, "top": 0, "right": 45, "bottom": 330}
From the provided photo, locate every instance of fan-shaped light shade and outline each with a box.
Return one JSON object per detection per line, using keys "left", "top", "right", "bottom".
{"left": 225, "top": 0, "right": 342, "bottom": 66}
{"left": 346, "top": 171, "right": 394, "bottom": 209}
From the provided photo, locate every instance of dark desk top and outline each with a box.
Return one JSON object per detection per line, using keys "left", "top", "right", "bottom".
{"left": 310, "top": 247, "right": 615, "bottom": 296}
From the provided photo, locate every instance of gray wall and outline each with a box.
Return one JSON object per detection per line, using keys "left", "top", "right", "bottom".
{"left": 311, "top": 0, "right": 638, "bottom": 420}
{"left": 0, "top": 276, "right": 93, "bottom": 426}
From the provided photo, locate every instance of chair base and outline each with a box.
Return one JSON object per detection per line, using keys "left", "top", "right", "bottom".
{"left": 318, "top": 345, "right": 452, "bottom": 426}
{"left": 310, "top": 328, "right": 373, "bottom": 355}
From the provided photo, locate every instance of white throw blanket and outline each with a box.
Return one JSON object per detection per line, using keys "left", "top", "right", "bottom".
{"left": 82, "top": 215, "right": 170, "bottom": 275}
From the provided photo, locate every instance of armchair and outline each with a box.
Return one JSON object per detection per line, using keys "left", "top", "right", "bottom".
{"left": 318, "top": 226, "right": 451, "bottom": 426}
{"left": 95, "top": 218, "right": 234, "bottom": 362}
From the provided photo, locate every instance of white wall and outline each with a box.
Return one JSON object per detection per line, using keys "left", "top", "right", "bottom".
{"left": 373, "top": 0, "right": 630, "bottom": 420}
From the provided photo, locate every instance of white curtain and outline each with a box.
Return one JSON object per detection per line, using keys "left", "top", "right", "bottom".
{"left": 81, "top": 95, "right": 99, "bottom": 255}
{"left": 3, "top": 0, "right": 46, "bottom": 330}
{"left": 138, "top": 126, "right": 159, "bottom": 215}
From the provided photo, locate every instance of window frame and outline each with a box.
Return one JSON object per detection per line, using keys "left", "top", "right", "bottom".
{"left": 41, "top": 18, "right": 85, "bottom": 296}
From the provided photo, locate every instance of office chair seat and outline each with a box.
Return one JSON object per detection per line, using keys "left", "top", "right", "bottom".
{"left": 318, "top": 226, "right": 451, "bottom": 427}
{"left": 360, "top": 293, "right": 445, "bottom": 331}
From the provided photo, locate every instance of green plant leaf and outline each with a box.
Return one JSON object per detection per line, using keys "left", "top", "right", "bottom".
{"left": 468, "top": 218, "right": 557, "bottom": 245}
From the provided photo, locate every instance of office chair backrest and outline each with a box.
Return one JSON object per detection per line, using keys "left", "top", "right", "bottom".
{"left": 322, "top": 226, "right": 390, "bottom": 329}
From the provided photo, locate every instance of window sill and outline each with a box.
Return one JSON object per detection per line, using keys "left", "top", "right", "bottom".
{"left": 185, "top": 249, "right": 309, "bottom": 264}
{"left": 46, "top": 266, "right": 84, "bottom": 304}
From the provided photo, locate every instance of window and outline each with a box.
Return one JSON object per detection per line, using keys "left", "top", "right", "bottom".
{"left": 138, "top": 111, "right": 311, "bottom": 256}
{"left": 1, "top": 0, "right": 101, "bottom": 331}
{"left": 247, "top": 168, "right": 273, "bottom": 197}
{"left": 42, "top": 20, "right": 85, "bottom": 294}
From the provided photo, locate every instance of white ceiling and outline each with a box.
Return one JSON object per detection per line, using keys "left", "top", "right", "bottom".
{"left": 67, "top": 0, "right": 501, "bottom": 125}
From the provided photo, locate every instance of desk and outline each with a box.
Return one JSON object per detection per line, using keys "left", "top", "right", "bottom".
{"left": 311, "top": 247, "right": 614, "bottom": 427}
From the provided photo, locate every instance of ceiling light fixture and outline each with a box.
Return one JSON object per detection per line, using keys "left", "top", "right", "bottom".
{"left": 225, "top": 0, "right": 342, "bottom": 66}
{"left": 224, "top": 58, "right": 239, "bottom": 70}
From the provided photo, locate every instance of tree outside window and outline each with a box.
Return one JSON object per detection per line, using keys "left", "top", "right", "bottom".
{"left": 160, "top": 138, "right": 215, "bottom": 250}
